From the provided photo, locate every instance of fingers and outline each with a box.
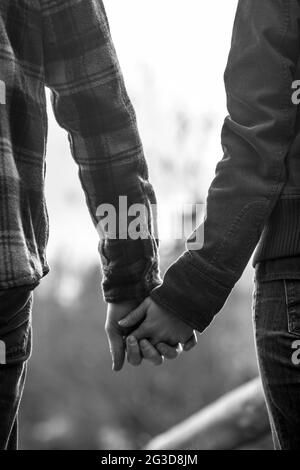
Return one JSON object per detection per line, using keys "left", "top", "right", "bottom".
{"left": 183, "top": 332, "right": 198, "bottom": 352}
{"left": 118, "top": 298, "right": 149, "bottom": 330}
{"left": 126, "top": 332, "right": 196, "bottom": 369}
{"left": 126, "top": 337, "right": 164, "bottom": 367}
{"left": 126, "top": 336, "right": 143, "bottom": 367}
{"left": 140, "top": 339, "right": 163, "bottom": 366}
{"left": 156, "top": 342, "right": 181, "bottom": 360}
{"left": 105, "top": 327, "right": 126, "bottom": 372}
{"left": 128, "top": 323, "right": 149, "bottom": 342}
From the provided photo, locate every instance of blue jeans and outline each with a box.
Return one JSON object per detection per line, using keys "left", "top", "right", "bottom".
{"left": 253, "top": 276, "right": 300, "bottom": 450}
{"left": 0, "top": 287, "right": 33, "bottom": 450}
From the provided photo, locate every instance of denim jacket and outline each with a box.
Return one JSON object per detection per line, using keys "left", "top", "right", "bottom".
{"left": 152, "top": 0, "right": 300, "bottom": 332}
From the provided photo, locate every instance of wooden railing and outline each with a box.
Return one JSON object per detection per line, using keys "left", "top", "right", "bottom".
{"left": 145, "top": 378, "right": 271, "bottom": 450}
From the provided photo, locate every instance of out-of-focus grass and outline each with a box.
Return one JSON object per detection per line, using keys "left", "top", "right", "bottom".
{"left": 20, "top": 252, "right": 264, "bottom": 450}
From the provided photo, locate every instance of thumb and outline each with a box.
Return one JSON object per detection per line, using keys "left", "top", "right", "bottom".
{"left": 183, "top": 332, "right": 198, "bottom": 352}
{"left": 118, "top": 298, "right": 149, "bottom": 329}
{"left": 106, "top": 327, "right": 126, "bottom": 372}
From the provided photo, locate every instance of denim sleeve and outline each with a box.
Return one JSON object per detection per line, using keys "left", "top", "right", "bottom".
{"left": 151, "top": 0, "right": 300, "bottom": 332}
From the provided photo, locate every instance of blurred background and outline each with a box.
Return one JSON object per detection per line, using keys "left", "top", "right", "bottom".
{"left": 20, "top": 0, "right": 272, "bottom": 449}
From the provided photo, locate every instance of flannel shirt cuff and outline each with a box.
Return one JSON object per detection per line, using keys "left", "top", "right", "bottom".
{"left": 102, "top": 261, "right": 162, "bottom": 303}
{"left": 150, "top": 255, "right": 233, "bottom": 333}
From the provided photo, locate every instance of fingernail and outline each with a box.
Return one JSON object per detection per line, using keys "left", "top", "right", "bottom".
{"left": 128, "top": 336, "right": 136, "bottom": 345}
{"left": 118, "top": 319, "right": 127, "bottom": 326}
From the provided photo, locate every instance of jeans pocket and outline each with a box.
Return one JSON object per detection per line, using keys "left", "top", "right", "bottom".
{"left": 3, "top": 319, "right": 32, "bottom": 365}
{"left": 284, "top": 280, "right": 300, "bottom": 337}
{"left": 0, "top": 290, "right": 33, "bottom": 365}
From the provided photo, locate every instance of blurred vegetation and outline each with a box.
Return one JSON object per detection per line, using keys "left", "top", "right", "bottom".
{"left": 20, "top": 247, "right": 271, "bottom": 449}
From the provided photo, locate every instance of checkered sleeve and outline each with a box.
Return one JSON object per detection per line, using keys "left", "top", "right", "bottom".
{"left": 40, "top": 0, "right": 161, "bottom": 302}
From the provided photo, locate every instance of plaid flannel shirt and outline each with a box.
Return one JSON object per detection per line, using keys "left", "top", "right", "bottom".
{"left": 0, "top": 0, "right": 161, "bottom": 301}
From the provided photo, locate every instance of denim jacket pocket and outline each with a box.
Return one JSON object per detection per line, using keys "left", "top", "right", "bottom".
{"left": 284, "top": 280, "right": 300, "bottom": 337}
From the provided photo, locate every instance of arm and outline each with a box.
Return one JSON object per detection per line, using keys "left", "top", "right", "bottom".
{"left": 150, "top": 0, "right": 300, "bottom": 332}
{"left": 40, "top": 0, "right": 161, "bottom": 303}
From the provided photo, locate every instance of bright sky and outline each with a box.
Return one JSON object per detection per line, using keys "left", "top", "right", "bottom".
{"left": 45, "top": 0, "right": 238, "bottom": 267}
{"left": 104, "top": 0, "right": 237, "bottom": 111}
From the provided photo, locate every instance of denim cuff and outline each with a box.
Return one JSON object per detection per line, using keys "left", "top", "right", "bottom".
{"left": 150, "top": 257, "right": 232, "bottom": 333}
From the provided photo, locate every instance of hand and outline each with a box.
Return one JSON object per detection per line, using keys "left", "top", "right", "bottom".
{"left": 106, "top": 301, "right": 181, "bottom": 371}
{"left": 106, "top": 301, "right": 138, "bottom": 371}
{"left": 125, "top": 335, "right": 183, "bottom": 368}
{"left": 119, "top": 297, "right": 197, "bottom": 367}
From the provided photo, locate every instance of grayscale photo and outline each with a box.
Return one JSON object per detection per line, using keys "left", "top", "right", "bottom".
{"left": 0, "top": 0, "right": 300, "bottom": 454}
